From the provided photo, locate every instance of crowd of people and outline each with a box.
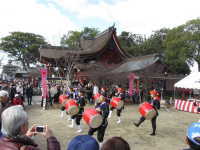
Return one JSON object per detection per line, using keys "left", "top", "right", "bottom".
{"left": 0, "top": 79, "right": 200, "bottom": 150}
{"left": 0, "top": 80, "right": 33, "bottom": 107}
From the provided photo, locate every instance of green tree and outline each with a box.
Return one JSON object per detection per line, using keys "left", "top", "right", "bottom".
{"left": 118, "top": 31, "right": 146, "bottom": 56}
{"left": 0, "top": 32, "right": 47, "bottom": 70}
{"left": 164, "top": 19, "right": 200, "bottom": 74}
{"left": 60, "top": 27, "right": 100, "bottom": 48}
{"left": 142, "top": 28, "right": 169, "bottom": 55}
{"left": 118, "top": 29, "right": 169, "bottom": 56}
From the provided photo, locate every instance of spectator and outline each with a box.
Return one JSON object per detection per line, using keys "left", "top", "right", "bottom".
{"left": 12, "top": 94, "right": 24, "bottom": 107}
{"left": 26, "top": 84, "right": 33, "bottom": 105}
{"left": 67, "top": 135, "right": 99, "bottom": 150}
{"left": 9, "top": 84, "right": 16, "bottom": 102}
{"left": 49, "top": 84, "right": 57, "bottom": 106}
{"left": 0, "top": 105, "right": 61, "bottom": 150}
{"left": 93, "top": 83, "right": 99, "bottom": 95}
{"left": 0, "top": 90, "right": 12, "bottom": 137}
{"left": 53, "top": 85, "right": 61, "bottom": 104}
{"left": 184, "top": 122, "right": 200, "bottom": 150}
{"left": 101, "top": 137, "right": 130, "bottom": 150}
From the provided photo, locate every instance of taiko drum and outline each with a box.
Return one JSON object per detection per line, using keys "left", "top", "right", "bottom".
{"left": 59, "top": 95, "right": 68, "bottom": 105}
{"left": 139, "top": 102, "right": 156, "bottom": 120}
{"left": 83, "top": 108, "right": 103, "bottom": 128}
{"left": 65, "top": 99, "right": 79, "bottom": 116}
{"left": 110, "top": 97, "right": 124, "bottom": 109}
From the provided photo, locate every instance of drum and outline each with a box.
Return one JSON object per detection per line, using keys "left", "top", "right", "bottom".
{"left": 59, "top": 95, "right": 68, "bottom": 105}
{"left": 139, "top": 102, "right": 156, "bottom": 120}
{"left": 110, "top": 97, "right": 124, "bottom": 109}
{"left": 83, "top": 108, "right": 103, "bottom": 128}
{"left": 65, "top": 99, "right": 79, "bottom": 116}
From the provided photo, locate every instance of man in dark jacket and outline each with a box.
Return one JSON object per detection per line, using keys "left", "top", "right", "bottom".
{"left": 26, "top": 84, "right": 33, "bottom": 105}
{"left": 9, "top": 84, "right": 16, "bottom": 102}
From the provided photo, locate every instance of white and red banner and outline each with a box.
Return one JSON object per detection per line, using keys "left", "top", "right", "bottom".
{"left": 40, "top": 69, "right": 48, "bottom": 99}
{"left": 174, "top": 99, "right": 200, "bottom": 114}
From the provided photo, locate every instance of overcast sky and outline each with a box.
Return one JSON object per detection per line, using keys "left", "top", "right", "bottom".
{"left": 0, "top": 0, "right": 200, "bottom": 45}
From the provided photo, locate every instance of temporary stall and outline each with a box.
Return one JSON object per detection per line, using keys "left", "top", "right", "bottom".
{"left": 174, "top": 72, "right": 200, "bottom": 114}
{"left": 174, "top": 72, "right": 200, "bottom": 90}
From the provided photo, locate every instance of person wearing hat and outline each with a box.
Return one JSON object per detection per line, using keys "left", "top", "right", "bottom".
{"left": 108, "top": 87, "right": 125, "bottom": 124}
{"left": 88, "top": 95, "right": 109, "bottom": 146}
{"left": 184, "top": 122, "right": 200, "bottom": 150}
{"left": 67, "top": 135, "right": 99, "bottom": 150}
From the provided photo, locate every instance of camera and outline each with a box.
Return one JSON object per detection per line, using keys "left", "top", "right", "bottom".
{"left": 35, "top": 126, "right": 45, "bottom": 132}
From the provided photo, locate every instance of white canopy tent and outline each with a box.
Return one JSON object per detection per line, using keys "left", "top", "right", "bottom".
{"left": 174, "top": 72, "right": 200, "bottom": 90}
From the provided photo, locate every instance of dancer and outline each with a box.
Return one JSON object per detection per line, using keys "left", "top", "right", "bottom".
{"left": 88, "top": 95, "right": 109, "bottom": 146}
{"left": 134, "top": 101, "right": 159, "bottom": 136}
{"left": 69, "top": 91, "right": 86, "bottom": 133}
{"left": 108, "top": 88, "right": 125, "bottom": 124}
{"left": 150, "top": 88, "right": 160, "bottom": 109}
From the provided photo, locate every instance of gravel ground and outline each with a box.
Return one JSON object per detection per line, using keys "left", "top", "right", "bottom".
{"left": 25, "top": 96, "right": 199, "bottom": 150}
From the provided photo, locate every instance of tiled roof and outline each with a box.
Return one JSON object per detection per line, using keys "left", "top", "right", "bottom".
{"left": 110, "top": 54, "right": 160, "bottom": 73}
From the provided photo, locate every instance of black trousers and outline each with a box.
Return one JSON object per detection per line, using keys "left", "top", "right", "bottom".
{"left": 71, "top": 114, "right": 82, "bottom": 125}
{"left": 61, "top": 106, "right": 65, "bottom": 111}
{"left": 88, "top": 122, "right": 108, "bottom": 142}
{"left": 71, "top": 108, "right": 84, "bottom": 126}
{"left": 153, "top": 100, "right": 160, "bottom": 110}
{"left": 41, "top": 98, "right": 44, "bottom": 107}
{"left": 27, "top": 96, "right": 32, "bottom": 105}
{"left": 110, "top": 107, "right": 123, "bottom": 117}
{"left": 137, "top": 116, "right": 157, "bottom": 134}
{"left": 132, "top": 94, "right": 139, "bottom": 104}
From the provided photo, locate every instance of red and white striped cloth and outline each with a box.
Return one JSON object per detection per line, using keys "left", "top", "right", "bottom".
{"left": 174, "top": 99, "right": 200, "bottom": 114}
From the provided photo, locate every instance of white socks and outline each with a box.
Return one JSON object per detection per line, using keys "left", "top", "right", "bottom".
{"left": 60, "top": 111, "right": 64, "bottom": 118}
{"left": 99, "top": 142, "right": 103, "bottom": 148}
{"left": 68, "top": 119, "right": 75, "bottom": 128}
{"left": 67, "top": 116, "right": 72, "bottom": 121}
{"left": 117, "top": 117, "right": 121, "bottom": 124}
{"left": 76, "top": 125, "right": 82, "bottom": 133}
{"left": 108, "top": 111, "right": 112, "bottom": 118}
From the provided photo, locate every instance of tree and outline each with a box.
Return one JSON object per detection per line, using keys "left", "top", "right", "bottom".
{"left": 118, "top": 31, "right": 146, "bottom": 56}
{"left": 118, "top": 28, "right": 169, "bottom": 57}
{"left": 53, "top": 53, "right": 79, "bottom": 86}
{"left": 60, "top": 27, "right": 100, "bottom": 48}
{"left": 142, "top": 28, "right": 169, "bottom": 55}
{"left": 0, "top": 32, "right": 47, "bottom": 70}
{"left": 164, "top": 19, "right": 200, "bottom": 74}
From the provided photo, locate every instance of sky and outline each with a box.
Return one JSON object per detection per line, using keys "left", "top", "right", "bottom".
{"left": 0, "top": 0, "right": 200, "bottom": 46}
